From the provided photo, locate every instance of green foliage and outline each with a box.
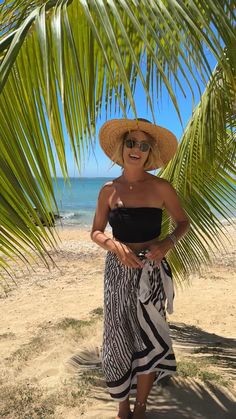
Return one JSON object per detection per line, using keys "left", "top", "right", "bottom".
{"left": 0, "top": 1, "right": 235, "bottom": 283}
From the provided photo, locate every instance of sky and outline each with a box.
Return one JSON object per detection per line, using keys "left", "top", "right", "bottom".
{"left": 0, "top": 0, "right": 217, "bottom": 178}
{"left": 62, "top": 50, "right": 217, "bottom": 178}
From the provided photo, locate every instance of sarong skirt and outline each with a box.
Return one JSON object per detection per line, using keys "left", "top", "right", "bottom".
{"left": 102, "top": 251, "right": 176, "bottom": 401}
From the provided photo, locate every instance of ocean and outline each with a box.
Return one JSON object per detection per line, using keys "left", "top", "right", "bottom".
{"left": 53, "top": 177, "right": 112, "bottom": 228}
{"left": 53, "top": 177, "right": 236, "bottom": 228}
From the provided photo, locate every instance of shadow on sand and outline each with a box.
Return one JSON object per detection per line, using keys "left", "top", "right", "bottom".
{"left": 71, "top": 322, "right": 236, "bottom": 418}
{"left": 170, "top": 322, "right": 236, "bottom": 376}
{"left": 85, "top": 377, "right": 235, "bottom": 419}
{"left": 146, "top": 377, "right": 235, "bottom": 418}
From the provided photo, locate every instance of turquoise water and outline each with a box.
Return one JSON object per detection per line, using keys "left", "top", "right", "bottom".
{"left": 53, "top": 177, "right": 112, "bottom": 227}
{"left": 53, "top": 177, "right": 236, "bottom": 228}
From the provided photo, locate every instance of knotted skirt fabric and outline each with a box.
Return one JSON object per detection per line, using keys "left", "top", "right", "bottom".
{"left": 102, "top": 251, "right": 176, "bottom": 401}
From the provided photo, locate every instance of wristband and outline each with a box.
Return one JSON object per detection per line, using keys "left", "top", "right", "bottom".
{"left": 168, "top": 233, "right": 178, "bottom": 246}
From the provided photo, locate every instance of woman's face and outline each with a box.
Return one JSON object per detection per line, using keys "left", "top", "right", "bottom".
{"left": 122, "top": 130, "right": 152, "bottom": 168}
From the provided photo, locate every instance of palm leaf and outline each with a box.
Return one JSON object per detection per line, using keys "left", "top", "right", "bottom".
{"left": 0, "top": 1, "right": 235, "bottom": 282}
{"left": 159, "top": 63, "right": 236, "bottom": 282}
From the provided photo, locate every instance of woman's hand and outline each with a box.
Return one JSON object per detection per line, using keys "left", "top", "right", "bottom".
{"left": 113, "top": 242, "right": 144, "bottom": 268}
{"left": 145, "top": 239, "right": 173, "bottom": 266}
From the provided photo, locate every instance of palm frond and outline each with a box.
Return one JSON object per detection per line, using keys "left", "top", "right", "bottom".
{"left": 0, "top": 1, "right": 235, "bottom": 282}
{"left": 160, "top": 62, "right": 236, "bottom": 282}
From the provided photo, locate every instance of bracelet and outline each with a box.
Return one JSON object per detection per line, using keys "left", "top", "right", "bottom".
{"left": 167, "top": 233, "right": 178, "bottom": 246}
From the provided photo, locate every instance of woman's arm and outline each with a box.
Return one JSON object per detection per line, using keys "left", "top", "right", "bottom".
{"left": 146, "top": 180, "right": 190, "bottom": 262}
{"left": 90, "top": 183, "right": 144, "bottom": 268}
{"left": 162, "top": 180, "right": 190, "bottom": 246}
{"left": 90, "top": 183, "right": 116, "bottom": 252}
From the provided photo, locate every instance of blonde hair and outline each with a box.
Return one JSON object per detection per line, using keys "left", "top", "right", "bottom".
{"left": 111, "top": 130, "right": 161, "bottom": 170}
{"left": 110, "top": 136, "right": 124, "bottom": 167}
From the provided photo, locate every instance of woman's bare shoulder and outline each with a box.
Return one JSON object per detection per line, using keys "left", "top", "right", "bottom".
{"left": 149, "top": 174, "right": 173, "bottom": 188}
{"left": 98, "top": 178, "right": 119, "bottom": 200}
{"left": 103, "top": 180, "right": 114, "bottom": 188}
{"left": 99, "top": 180, "right": 114, "bottom": 195}
{"left": 103, "top": 175, "right": 122, "bottom": 186}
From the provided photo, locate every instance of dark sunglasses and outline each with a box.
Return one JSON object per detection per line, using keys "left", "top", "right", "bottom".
{"left": 124, "top": 138, "right": 151, "bottom": 152}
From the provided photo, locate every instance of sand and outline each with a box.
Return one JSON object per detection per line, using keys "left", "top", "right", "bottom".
{"left": 0, "top": 222, "right": 235, "bottom": 418}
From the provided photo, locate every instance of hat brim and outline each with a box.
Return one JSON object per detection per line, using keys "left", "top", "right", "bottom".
{"left": 99, "top": 119, "right": 178, "bottom": 171}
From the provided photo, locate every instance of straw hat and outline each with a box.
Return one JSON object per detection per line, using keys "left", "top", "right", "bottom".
{"left": 99, "top": 118, "right": 178, "bottom": 170}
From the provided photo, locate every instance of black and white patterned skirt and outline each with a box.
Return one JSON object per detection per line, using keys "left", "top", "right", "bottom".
{"left": 102, "top": 251, "right": 176, "bottom": 401}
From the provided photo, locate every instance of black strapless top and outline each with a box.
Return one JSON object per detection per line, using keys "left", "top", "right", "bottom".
{"left": 108, "top": 207, "right": 162, "bottom": 243}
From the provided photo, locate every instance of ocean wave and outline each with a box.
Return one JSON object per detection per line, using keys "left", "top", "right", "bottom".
{"left": 56, "top": 210, "right": 94, "bottom": 226}
{"left": 61, "top": 212, "right": 80, "bottom": 219}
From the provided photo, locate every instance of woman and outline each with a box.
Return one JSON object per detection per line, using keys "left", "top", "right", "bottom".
{"left": 91, "top": 118, "right": 190, "bottom": 419}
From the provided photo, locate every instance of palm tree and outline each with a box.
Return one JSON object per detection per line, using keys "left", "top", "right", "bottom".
{"left": 0, "top": 0, "right": 235, "bottom": 283}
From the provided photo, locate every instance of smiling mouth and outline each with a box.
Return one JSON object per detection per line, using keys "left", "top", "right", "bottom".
{"left": 129, "top": 154, "right": 141, "bottom": 160}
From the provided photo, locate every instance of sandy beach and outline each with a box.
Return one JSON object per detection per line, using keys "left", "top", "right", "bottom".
{"left": 0, "top": 222, "right": 235, "bottom": 418}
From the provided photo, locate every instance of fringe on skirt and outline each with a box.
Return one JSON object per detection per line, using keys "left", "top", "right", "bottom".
{"left": 102, "top": 251, "right": 176, "bottom": 401}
